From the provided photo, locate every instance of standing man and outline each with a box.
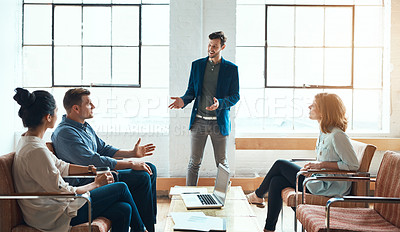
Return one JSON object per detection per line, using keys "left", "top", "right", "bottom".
{"left": 169, "top": 31, "right": 240, "bottom": 186}
{"left": 52, "top": 88, "right": 157, "bottom": 232}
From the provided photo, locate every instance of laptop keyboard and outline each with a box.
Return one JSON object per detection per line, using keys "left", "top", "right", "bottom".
{"left": 197, "top": 194, "right": 217, "bottom": 205}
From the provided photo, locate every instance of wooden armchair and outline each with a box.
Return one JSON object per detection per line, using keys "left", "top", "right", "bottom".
{"left": 281, "top": 140, "right": 376, "bottom": 231}
{"left": 0, "top": 152, "right": 111, "bottom": 232}
{"left": 296, "top": 151, "right": 400, "bottom": 232}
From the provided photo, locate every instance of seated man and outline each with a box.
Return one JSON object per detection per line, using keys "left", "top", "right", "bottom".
{"left": 51, "top": 88, "right": 157, "bottom": 232}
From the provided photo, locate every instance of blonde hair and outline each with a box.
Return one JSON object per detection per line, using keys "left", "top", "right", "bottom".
{"left": 314, "top": 93, "right": 347, "bottom": 133}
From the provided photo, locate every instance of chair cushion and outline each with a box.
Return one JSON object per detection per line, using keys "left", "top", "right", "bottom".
{"left": 297, "top": 205, "right": 400, "bottom": 232}
{"left": 70, "top": 217, "right": 112, "bottom": 232}
{"left": 282, "top": 187, "right": 365, "bottom": 208}
{"left": 12, "top": 217, "right": 111, "bottom": 232}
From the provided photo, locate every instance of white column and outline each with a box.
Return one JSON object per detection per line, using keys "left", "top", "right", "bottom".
{"left": 0, "top": 0, "right": 22, "bottom": 154}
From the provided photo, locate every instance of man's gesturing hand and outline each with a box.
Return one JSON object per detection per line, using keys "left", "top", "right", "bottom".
{"left": 133, "top": 138, "right": 155, "bottom": 158}
{"left": 168, "top": 97, "right": 184, "bottom": 109}
{"left": 205, "top": 97, "right": 219, "bottom": 111}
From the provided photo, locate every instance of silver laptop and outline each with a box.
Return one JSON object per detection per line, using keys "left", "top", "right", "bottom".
{"left": 181, "top": 164, "right": 230, "bottom": 209}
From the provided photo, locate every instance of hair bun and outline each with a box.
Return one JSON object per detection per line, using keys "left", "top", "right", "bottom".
{"left": 13, "top": 88, "right": 36, "bottom": 107}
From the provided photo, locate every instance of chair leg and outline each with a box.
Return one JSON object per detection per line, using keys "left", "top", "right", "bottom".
{"left": 281, "top": 208, "right": 284, "bottom": 231}
{"left": 294, "top": 210, "right": 297, "bottom": 232}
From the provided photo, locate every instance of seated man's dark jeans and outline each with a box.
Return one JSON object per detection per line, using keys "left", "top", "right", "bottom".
{"left": 68, "top": 162, "right": 157, "bottom": 232}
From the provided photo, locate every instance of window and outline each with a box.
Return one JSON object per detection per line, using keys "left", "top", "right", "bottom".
{"left": 236, "top": 0, "right": 390, "bottom": 134}
{"left": 22, "top": 0, "right": 169, "bottom": 88}
{"left": 22, "top": 0, "right": 170, "bottom": 134}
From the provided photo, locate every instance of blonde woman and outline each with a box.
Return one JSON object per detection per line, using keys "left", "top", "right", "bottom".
{"left": 246, "top": 93, "right": 359, "bottom": 232}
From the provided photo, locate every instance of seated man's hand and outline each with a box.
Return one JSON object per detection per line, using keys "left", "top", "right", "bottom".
{"left": 130, "top": 160, "right": 153, "bottom": 175}
{"left": 133, "top": 138, "right": 156, "bottom": 158}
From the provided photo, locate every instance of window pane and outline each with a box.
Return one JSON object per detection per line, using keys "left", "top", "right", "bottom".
{"left": 293, "top": 89, "right": 320, "bottom": 131}
{"left": 355, "top": 6, "right": 383, "bottom": 47}
{"left": 142, "top": 0, "right": 170, "bottom": 3}
{"left": 327, "top": 89, "right": 353, "bottom": 130}
{"left": 295, "top": 0, "right": 325, "bottom": 4}
{"left": 83, "top": 7, "right": 111, "bottom": 45}
{"left": 112, "top": 0, "right": 140, "bottom": 3}
{"left": 54, "top": 47, "right": 82, "bottom": 85}
{"left": 235, "top": 88, "right": 266, "bottom": 133}
{"left": 353, "top": 90, "right": 381, "bottom": 131}
{"left": 112, "top": 47, "right": 139, "bottom": 85}
{"left": 236, "top": 88, "right": 265, "bottom": 119}
{"left": 23, "top": 5, "right": 52, "bottom": 45}
{"left": 237, "top": 5, "right": 265, "bottom": 46}
{"left": 23, "top": 46, "right": 52, "bottom": 87}
{"left": 236, "top": 47, "right": 264, "bottom": 88}
{"left": 112, "top": 6, "right": 139, "bottom": 46}
{"left": 86, "top": 88, "right": 112, "bottom": 118}
{"left": 141, "top": 46, "right": 169, "bottom": 88}
{"left": 325, "top": 0, "right": 354, "bottom": 4}
{"left": 267, "top": 48, "right": 294, "bottom": 86}
{"left": 265, "top": 88, "right": 294, "bottom": 130}
{"left": 354, "top": 48, "right": 382, "bottom": 88}
{"left": 354, "top": 0, "right": 382, "bottom": 5}
{"left": 83, "top": 47, "right": 111, "bottom": 85}
{"left": 54, "top": 6, "right": 82, "bottom": 46}
{"left": 238, "top": 0, "right": 265, "bottom": 3}
{"left": 324, "top": 48, "right": 352, "bottom": 86}
{"left": 83, "top": 0, "right": 111, "bottom": 3}
{"left": 267, "top": 6, "right": 294, "bottom": 47}
{"left": 325, "top": 7, "right": 352, "bottom": 47}
{"left": 295, "top": 48, "right": 323, "bottom": 86}
{"left": 24, "top": 0, "right": 52, "bottom": 3}
{"left": 53, "top": 0, "right": 82, "bottom": 3}
{"left": 142, "top": 5, "right": 169, "bottom": 45}
{"left": 295, "top": 7, "right": 324, "bottom": 47}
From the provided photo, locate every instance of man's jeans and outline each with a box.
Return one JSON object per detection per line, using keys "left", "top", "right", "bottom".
{"left": 118, "top": 164, "right": 157, "bottom": 232}
{"left": 186, "top": 118, "right": 229, "bottom": 186}
{"left": 71, "top": 182, "right": 146, "bottom": 232}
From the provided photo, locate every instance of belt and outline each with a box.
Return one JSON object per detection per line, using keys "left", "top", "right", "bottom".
{"left": 196, "top": 114, "right": 217, "bottom": 120}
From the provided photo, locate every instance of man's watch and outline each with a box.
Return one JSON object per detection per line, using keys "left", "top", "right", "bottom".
{"left": 88, "top": 165, "right": 95, "bottom": 174}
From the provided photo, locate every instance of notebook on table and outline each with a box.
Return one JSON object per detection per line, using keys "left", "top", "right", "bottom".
{"left": 181, "top": 163, "right": 230, "bottom": 209}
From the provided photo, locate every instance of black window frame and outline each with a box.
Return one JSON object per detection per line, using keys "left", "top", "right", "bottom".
{"left": 264, "top": 4, "right": 355, "bottom": 89}
{"left": 22, "top": 1, "right": 169, "bottom": 88}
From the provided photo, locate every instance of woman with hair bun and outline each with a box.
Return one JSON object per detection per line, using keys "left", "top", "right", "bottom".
{"left": 13, "top": 88, "right": 148, "bottom": 232}
{"left": 246, "top": 93, "right": 360, "bottom": 232}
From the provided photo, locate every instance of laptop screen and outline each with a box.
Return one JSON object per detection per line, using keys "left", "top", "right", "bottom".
{"left": 213, "top": 164, "right": 230, "bottom": 204}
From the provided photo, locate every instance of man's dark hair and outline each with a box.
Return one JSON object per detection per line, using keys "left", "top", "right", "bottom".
{"left": 209, "top": 31, "right": 227, "bottom": 47}
{"left": 63, "top": 88, "right": 91, "bottom": 112}
{"left": 14, "top": 88, "right": 56, "bottom": 129}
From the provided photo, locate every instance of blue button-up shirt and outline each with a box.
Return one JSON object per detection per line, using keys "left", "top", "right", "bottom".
{"left": 51, "top": 115, "right": 119, "bottom": 185}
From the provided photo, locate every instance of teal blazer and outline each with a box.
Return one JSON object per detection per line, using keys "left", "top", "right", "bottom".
{"left": 181, "top": 56, "right": 240, "bottom": 136}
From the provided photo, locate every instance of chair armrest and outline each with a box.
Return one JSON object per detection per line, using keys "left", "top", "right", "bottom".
{"left": 298, "top": 175, "right": 373, "bottom": 205}
{"left": 325, "top": 196, "right": 400, "bottom": 232}
{"left": 0, "top": 192, "right": 92, "bottom": 232}
{"left": 305, "top": 176, "right": 374, "bottom": 182}
{"left": 290, "top": 158, "right": 317, "bottom": 162}
{"left": 63, "top": 173, "right": 97, "bottom": 179}
{"left": 64, "top": 170, "right": 118, "bottom": 179}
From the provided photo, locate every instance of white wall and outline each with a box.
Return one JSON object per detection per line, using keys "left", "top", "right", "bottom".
{"left": 0, "top": 0, "right": 21, "bottom": 154}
